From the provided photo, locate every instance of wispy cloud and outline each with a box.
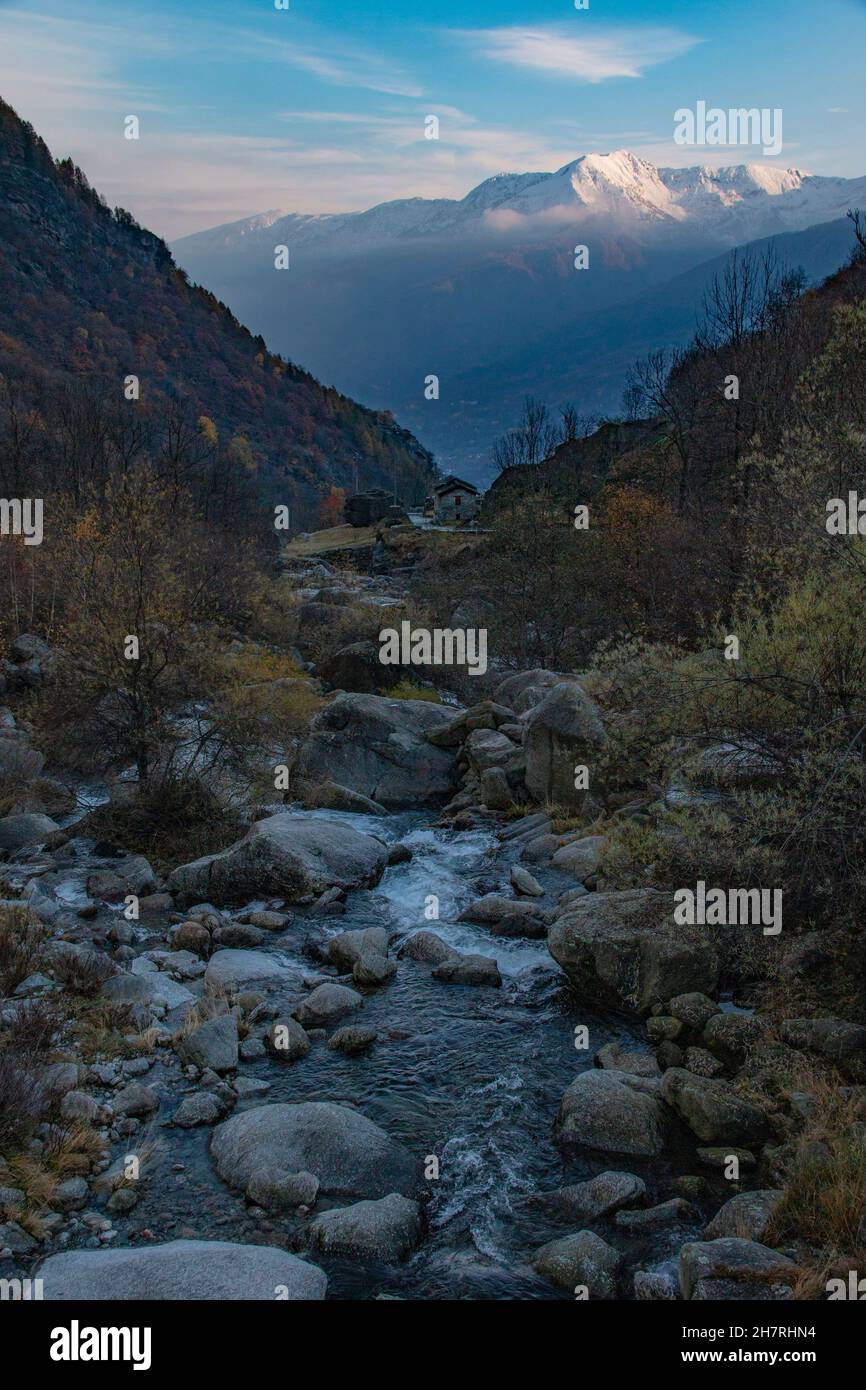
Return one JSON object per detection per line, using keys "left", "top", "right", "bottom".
{"left": 454, "top": 25, "right": 701, "bottom": 83}
{"left": 238, "top": 31, "right": 424, "bottom": 99}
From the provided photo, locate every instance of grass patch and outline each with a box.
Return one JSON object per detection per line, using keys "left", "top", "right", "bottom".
{"left": 767, "top": 1080, "right": 866, "bottom": 1284}
{"left": 0, "top": 905, "right": 47, "bottom": 995}
{"left": 387, "top": 678, "right": 442, "bottom": 702}
{"left": 282, "top": 524, "right": 376, "bottom": 558}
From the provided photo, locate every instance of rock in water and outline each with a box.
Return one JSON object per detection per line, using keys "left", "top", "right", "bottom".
{"left": 510, "top": 864, "right": 545, "bottom": 897}
{"left": 533, "top": 1230, "right": 620, "bottom": 1297}
{"left": 308, "top": 1193, "right": 422, "bottom": 1260}
{"left": 431, "top": 951, "right": 502, "bottom": 987}
{"left": 679, "top": 1238, "right": 796, "bottom": 1301}
{"left": 293, "top": 983, "right": 363, "bottom": 1028}
{"left": 538, "top": 1171, "right": 647, "bottom": 1220}
{"left": 210, "top": 1101, "right": 421, "bottom": 1199}
{"left": 168, "top": 813, "right": 388, "bottom": 906}
{"left": 555, "top": 1069, "right": 668, "bottom": 1156}
{"left": 295, "top": 693, "right": 458, "bottom": 807}
{"left": 548, "top": 889, "right": 719, "bottom": 1014}
{"left": 37, "top": 1239, "right": 326, "bottom": 1300}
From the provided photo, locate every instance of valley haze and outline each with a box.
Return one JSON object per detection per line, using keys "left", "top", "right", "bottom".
{"left": 174, "top": 151, "right": 866, "bottom": 480}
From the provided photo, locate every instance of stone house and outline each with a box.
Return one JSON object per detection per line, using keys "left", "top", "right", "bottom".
{"left": 432, "top": 475, "right": 481, "bottom": 524}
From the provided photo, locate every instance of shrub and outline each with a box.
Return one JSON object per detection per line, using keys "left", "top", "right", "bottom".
{"left": 86, "top": 778, "right": 246, "bottom": 873}
{"left": 0, "top": 1051, "right": 43, "bottom": 1155}
{"left": 51, "top": 949, "right": 115, "bottom": 998}
{"left": 0, "top": 905, "right": 46, "bottom": 995}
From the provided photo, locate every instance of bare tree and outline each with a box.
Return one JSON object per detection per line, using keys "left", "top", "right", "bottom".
{"left": 490, "top": 396, "right": 560, "bottom": 489}
{"left": 559, "top": 403, "right": 599, "bottom": 443}
{"left": 848, "top": 208, "right": 866, "bottom": 265}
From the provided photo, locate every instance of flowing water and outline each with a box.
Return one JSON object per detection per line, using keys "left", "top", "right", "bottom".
{"left": 83, "top": 808, "right": 709, "bottom": 1299}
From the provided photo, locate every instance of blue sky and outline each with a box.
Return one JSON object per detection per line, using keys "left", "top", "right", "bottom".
{"left": 1, "top": 0, "right": 864, "bottom": 237}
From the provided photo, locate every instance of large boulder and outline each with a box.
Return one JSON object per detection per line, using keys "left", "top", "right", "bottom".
{"left": 178, "top": 1015, "right": 238, "bottom": 1073}
{"left": 704, "top": 1190, "right": 782, "bottom": 1243}
{"left": 168, "top": 813, "right": 388, "bottom": 906}
{"left": 523, "top": 682, "right": 607, "bottom": 808}
{"left": 294, "top": 780, "right": 386, "bottom": 816}
{"left": 37, "top": 1239, "right": 326, "bottom": 1300}
{"left": 294, "top": 694, "right": 457, "bottom": 807}
{"left": 555, "top": 1069, "right": 668, "bottom": 1156}
{"left": 0, "top": 734, "right": 45, "bottom": 784}
{"left": 458, "top": 894, "right": 547, "bottom": 938}
{"left": 293, "top": 982, "right": 363, "bottom": 1028}
{"left": 308, "top": 1193, "right": 422, "bottom": 1261}
{"left": 426, "top": 700, "right": 518, "bottom": 748}
{"left": 101, "top": 971, "right": 194, "bottom": 1015}
{"left": 86, "top": 855, "right": 158, "bottom": 901}
{"left": 210, "top": 1102, "right": 421, "bottom": 1200}
{"left": 463, "top": 727, "right": 519, "bottom": 774}
{"left": 318, "top": 641, "right": 403, "bottom": 694}
{"left": 533, "top": 1230, "right": 620, "bottom": 1297}
{"left": 431, "top": 950, "right": 502, "bottom": 987}
{"left": 494, "top": 669, "right": 574, "bottom": 714}
{"left": 703, "top": 1011, "right": 767, "bottom": 1065}
{"left": 3, "top": 635, "right": 55, "bottom": 691}
{"left": 548, "top": 889, "right": 719, "bottom": 1015}
{"left": 0, "top": 811, "right": 61, "bottom": 852}
{"left": 538, "top": 1171, "right": 647, "bottom": 1220}
{"left": 660, "top": 1069, "right": 768, "bottom": 1146}
{"left": 326, "top": 928, "right": 394, "bottom": 986}
{"left": 327, "top": 926, "right": 388, "bottom": 970}
{"left": 550, "top": 835, "right": 607, "bottom": 882}
{"left": 204, "top": 949, "right": 299, "bottom": 993}
{"left": 780, "top": 1015, "right": 866, "bottom": 1062}
{"left": 679, "top": 1238, "right": 796, "bottom": 1300}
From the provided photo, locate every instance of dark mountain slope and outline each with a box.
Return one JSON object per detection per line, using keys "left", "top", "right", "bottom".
{"left": 0, "top": 98, "right": 434, "bottom": 522}
{"left": 445, "top": 216, "right": 858, "bottom": 483}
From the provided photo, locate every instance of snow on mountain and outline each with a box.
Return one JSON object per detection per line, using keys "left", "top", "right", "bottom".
{"left": 176, "top": 152, "right": 866, "bottom": 257}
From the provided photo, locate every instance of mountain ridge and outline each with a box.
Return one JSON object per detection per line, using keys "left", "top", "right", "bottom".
{"left": 0, "top": 97, "right": 435, "bottom": 523}
{"left": 177, "top": 151, "right": 866, "bottom": 255}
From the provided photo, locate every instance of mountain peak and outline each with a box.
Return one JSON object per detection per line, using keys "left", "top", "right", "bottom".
{"left": 175, "top": 148, "right": 866, "bottom": 259}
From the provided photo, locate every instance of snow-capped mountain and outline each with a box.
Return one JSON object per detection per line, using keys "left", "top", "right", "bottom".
{"left": 178, "top": 152, "right": 866, "bottom": 256}
{"left": 172, "top": 153, "right": 865, "bottom": 481}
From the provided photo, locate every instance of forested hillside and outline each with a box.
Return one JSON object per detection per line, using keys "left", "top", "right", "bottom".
{"left": 0, "top": 98, "right": 434, "bottom": 527}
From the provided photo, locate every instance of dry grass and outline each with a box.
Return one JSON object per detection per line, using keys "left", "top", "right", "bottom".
{"left": 282, "top": 524, "right": 376, "bottom": 558}
{"left": 0, "top": 904, "right": 47, "bottom": 994}
{"left": 110, "top": 1126, "right": 163, "bottom": 1192}
{"left": 66, "top": 997, "right": 141, "bottom": 1061}
{"left": 544, "top": 802, "right": 601, "bottom": 836}
{"left": 764, "top": 1076, "right": 866, "bottom": 1293}
{"left": 51, "top": 949, "right": 115, "bottom": 998}
{"left": 0, "top": 1050, "right": 44, "bottom": 1154}
{"left": 6, "top": 1120, "right": 103, "bottom": 1211}
{"left": 388, "top": 678, "right": 442, "bottom": 702}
